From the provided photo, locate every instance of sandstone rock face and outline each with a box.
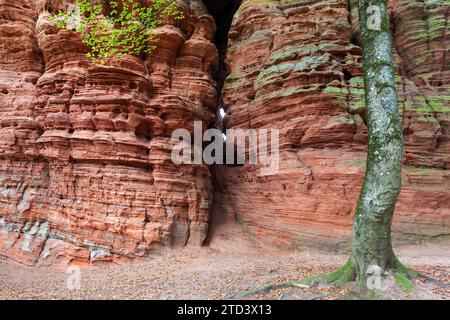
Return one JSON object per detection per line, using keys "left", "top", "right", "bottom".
{"left": 215, "top": 0, "right": 449, "bottom": 249}
{"left": 0, "top": 0, "right": 218, "bottom": 265}
{"left": 0, "top": 0, "right": 448, "bottom": 265}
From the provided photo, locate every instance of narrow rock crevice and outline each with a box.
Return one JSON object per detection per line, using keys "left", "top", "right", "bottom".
{"left": 203, "top": 0, "right": 242, "bottom": 168}
{"left": 202, "top": 0, "right": 243, "bottom": 243}
{"left": 204, "top": 0, "right": 241, "bottom": 113}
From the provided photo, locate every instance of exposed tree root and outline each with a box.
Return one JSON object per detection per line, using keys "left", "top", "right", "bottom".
{"left": 301, "top": 259, "right": 356, "bottom": 287}
{"left": 225, "top": 280, "right": 310, "bottom": 299}
{"left": 227, "top": 261, "right": 355, "bottom": 299}
{"left": 392, "top": 257, "right": 449, "bottom": 290}
{"left": 227, "top": 258, "right": 447, "bottom": 299}
{"left": 302, "top": 257, "right": 422, "bottom": 292}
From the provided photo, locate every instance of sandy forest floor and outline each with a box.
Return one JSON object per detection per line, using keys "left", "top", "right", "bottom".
{"left": 1, "top": 226, "right": 449, "bottom": 300}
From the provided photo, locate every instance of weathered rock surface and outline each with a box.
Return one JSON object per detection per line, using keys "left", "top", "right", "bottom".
{"left": 0, "top": 0, "right": 448, "bottom": 265}
{"left": 215, "top": 0, "right": 449, "bottom": 249}
{"left": 0, "top": 0, "right": 217, "bottom": 265}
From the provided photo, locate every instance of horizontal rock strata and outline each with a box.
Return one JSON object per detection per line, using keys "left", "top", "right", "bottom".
{"left": 0, "top": 0, "right": 217, "bottom": 265}
{"left": 0, "top": 0, "right": 448, "bottom": 264}
{"left": 215, "top": 0, "right": 449, "bottom": 249}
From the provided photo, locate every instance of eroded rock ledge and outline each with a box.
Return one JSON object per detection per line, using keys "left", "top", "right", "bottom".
{"left": 214, "top": 0, "right": 449, "bottom": 249}
{"left": 0, "top": 0, "right": 448, "bottom": 265}
{"left": 0, "top": 0, "right": 218, "bottom": 265}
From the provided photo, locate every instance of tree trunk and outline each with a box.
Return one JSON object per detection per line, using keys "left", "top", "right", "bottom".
{"left": 350, "top": 0, "right": 404, "bottom": 285}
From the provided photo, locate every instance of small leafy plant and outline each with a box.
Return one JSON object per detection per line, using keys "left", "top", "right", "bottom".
{"left": 50, "top": 0, "right": 183, "bottom": 64}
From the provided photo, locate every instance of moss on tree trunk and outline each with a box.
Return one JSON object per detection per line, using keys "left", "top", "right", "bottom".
{"left": 231, "top": 0, "right": 422, "bottom": 298}
{"left": 304, "top": 1, "right": 417, "bottom": 290}
{"left": 350, "top": 0, "right": 404, "bottom": 286}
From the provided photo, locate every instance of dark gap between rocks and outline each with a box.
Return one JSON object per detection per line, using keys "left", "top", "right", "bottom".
{"left": 204, "top": 0, "right": 242, "bottom": 166}
{"left": 204, "top": 0, "right": 241, "bottom": 120}
{"left": 203, "top": 0, "right": 243, "bottom": 244}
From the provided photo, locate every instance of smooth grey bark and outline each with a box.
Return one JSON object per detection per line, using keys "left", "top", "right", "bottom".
{"left": 350, "top": 0, "right": 404, "bottom": 285}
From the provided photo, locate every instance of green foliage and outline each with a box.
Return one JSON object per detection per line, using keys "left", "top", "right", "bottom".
{"left": 393, "top": 272, "right": 414, "bottom": 293}
{"left": 301, "top": 259, "right": 356, "bottom": 287}
{"left": 50, "top": 0, "right": 183, "bottom": 64}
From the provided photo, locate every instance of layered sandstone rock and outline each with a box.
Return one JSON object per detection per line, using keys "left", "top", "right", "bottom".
{"left": 0, "top": 0, "right": 448, "bottom": 265}
{"left": 215, "top": 0, "right": 449, "bottom": 249}
{"left": 0, "top": 0, "right": 218, "bottom": 265}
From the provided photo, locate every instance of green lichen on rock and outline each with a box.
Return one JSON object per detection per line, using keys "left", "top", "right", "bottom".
{"left": 351, "top": 99, "right": 366, "bottom": 111}
{"left": 253, "top": 84, "right": 320, "bottom": 103}
{"left": 349, "top": 76, "right": 364, "bottom": 86}
{"left": 223, "top": 71, "right": 246, "bottom": 90}
{"left": 271, "top": 44, "right": 319, "bottom": 64}
{"left": 329, "top": 114, "right": 356, "bottom": 125}
{"left": 413, "top": 95, "right": 450, "bottom": 113}
{"left": 256, "top": 54, "right": 333, "bottom": 89}
{"left": 323, "top": 85, "right": 347, "bottom": 95}
{"left": 404, "top": 165, "right": 445, "bottom": 176}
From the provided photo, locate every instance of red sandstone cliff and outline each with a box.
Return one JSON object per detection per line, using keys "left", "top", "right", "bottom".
{"left": 0, "top": 0, "right": 448, "bottom": 265}
{"left": 0, "top": 0, "right": 218, "bottom": 265}
{"left": 215, "top": 0, "right": 449, "bottom": 249}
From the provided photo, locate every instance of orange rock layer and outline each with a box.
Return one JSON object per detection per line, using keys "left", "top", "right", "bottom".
{"left": 0, "top": 0, "right": 217, "bottom": 265}
{"left": 0, "top": 0, "right": 448, "bottom": 265}
{"left": 216, "top": 0, "right": 449, "bottom": 249}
